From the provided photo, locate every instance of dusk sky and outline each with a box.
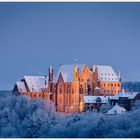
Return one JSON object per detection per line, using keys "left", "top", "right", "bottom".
{"left": 0, "top": 2, "right": 140, "bottom": 90}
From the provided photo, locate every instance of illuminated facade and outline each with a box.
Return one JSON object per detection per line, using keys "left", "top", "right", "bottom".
{"left": 13, "top": 63, "right": 121, "bottom": 113}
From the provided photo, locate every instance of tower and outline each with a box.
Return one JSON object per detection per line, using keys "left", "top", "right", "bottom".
{"left": 48, "top": 65, "right": 53, "bottom": 82}
{"left": 73, "top": 64, "right": 80, "bottom": 112}
{"left": 118, "top": 71, "right": 122, "bottom": 82}
{"left": 92, "top": 65, "right": 99, "bottom": 94}
{"left": 48, "top": 65, "right": 53, "bottom": 98}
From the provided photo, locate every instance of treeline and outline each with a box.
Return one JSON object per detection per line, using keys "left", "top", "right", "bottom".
{"left": 122, "top": 82, "right": 140, "bottom": 92}
{"left": 0, "top": 91, "right": 140, "bottom": 138}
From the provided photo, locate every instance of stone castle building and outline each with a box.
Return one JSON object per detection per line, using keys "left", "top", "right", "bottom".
{"left": 13, "top": 63, "right": 121, "bottom": 113}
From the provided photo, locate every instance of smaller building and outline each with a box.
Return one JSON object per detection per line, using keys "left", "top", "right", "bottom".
{"left": 83, "top": 96, "right": 111, "bottom": 112}
{"left": 92, "top": 65, "right": 121, "bottom": 95}
{"left": 110, "top": 89, "right": 140, "bottom": 110}
{"left": 13, "top": 75, "right": 52, "bottom": 101}
{"left": 106, "top": 103, "right": 126, "bottom": 115}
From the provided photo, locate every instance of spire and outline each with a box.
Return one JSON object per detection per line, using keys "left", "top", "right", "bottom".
{"left": 48, "top": 65, "right": 53, "bottom": 82}
{"left": 49, "top": 65, "right": 53, "bottom": 73}
{"left": 74, "top": 58, "right": 78, "bottom": 66}
{"left": 122, "top": 88, "right": 125, "bottom": 94}
{"left": 118, "top": 71, "right": 121, "bottom": 78}
{"left": 118, "top": 71, "right": 122, "bottom": 82}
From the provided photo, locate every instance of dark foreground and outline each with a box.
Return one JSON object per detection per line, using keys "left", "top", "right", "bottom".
{"left": 0, "top": 91, "right": 140, "bottom": 138}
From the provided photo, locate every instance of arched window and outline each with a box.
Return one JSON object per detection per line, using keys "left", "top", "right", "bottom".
{"left": 67, "top": 84, "right": 70, "bottom": 94}
{"left": 72, "top": 88, "right": 74, "bottom": 94}
{"left": 59, "top": 97, "right": 62, "bottom": 103}
{"left": 59, "top": 85, "right": 62, "bottom": 94}
{"left": 80, "top": 85, "right": 83, "bottom": 94}
{"left": 64, "top": 84, "right": 65, "bottom": 93}
{"left": 96, "top": 97, "right": 101, "bottom": 104}
{"left": 88, "top": 85, "right": 91, "bottom": 94}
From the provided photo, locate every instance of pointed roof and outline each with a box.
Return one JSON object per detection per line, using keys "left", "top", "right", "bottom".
{"left": 94, "top": 65, "right": 119, "bottom": 82}
{"left": 16, "top": 81, "right": 27, "bottom": 92}
{"left": 53, "top": 64, "right": 86, "bottom": 83}
{"left": 24, "top": 76, "right": 48, "bottom": 92}
{"left": 106, "top": 103, "right": 126, "bottom": 115}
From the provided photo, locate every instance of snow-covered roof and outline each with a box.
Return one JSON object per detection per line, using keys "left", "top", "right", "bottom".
{"left": 94, "top": 65, "right": 119, "bottom": 82}
{"left": 83, "top": 96, "right": 110, "bottom": 104}
{"left": 16, "top": 81, "right": 27, "bottom": 92}
{"left": 129, "top": 92, "right": 139, "bottom": 99}
{"left": 24, "top": 76, "right": 48, "bottom": 92}
{"left": 53, "top": 64, "right": 86, "bottom": 83}
{"left": 95, "top": 86, "right": 100, "bottom": 90}
{"left": 106, "top": 104, "right": 126, "bottom": 115}
{"left": 111, "top": 89, "right": 139, "bottom": 100}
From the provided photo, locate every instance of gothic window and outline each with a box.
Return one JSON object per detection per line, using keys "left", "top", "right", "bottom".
{"left": 64, "top": 84, "right": 65, "bottom": 93}
{"left": 118, "top": 84, "right": 120, "bottom": 87}
{"left": 34, "top": 94, "right": 36, "bottom": 98}
{"left": 59, "top": 85, "right": 62, "bottom": 94}
{"left": 67, "top": 84, "right": 70, "bottom": 94}
{"left": 72, "top": 88, "right": 74, "bottom": 94}
{"left": 80, "top": 85, "right": 83, "bottom": 94}
{"left": 88, "top": 85, "right": 91, "bottom": 94}
{"left": 59, "top": 97, "right": 62, "bottom": 103}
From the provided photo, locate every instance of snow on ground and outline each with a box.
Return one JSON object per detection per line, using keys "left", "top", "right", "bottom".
{"left": 0, "top": 91, "right": 140, "bottom": 138}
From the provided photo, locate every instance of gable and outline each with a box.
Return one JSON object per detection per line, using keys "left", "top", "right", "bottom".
{"left": 96, "top": 65, "right": 119, "bottom": 82}
{"left": 57, "top": 72, "right": 64, "bottom": 84}
{"left": 24, "top": 76, "right": 48, "bottom": 92}
{"left": 80, "top": 65, "right": 92, "bottom": 80}
{"left": 53, "top": 64, "right": 86, "bottom": 83}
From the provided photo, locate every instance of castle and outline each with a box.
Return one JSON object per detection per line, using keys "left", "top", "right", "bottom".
{"left": 13, "top": 63, "right": 121, "bottom": 113}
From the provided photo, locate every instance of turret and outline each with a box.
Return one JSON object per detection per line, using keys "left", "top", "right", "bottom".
{"left": 92, "top": 65, "right": 97, "bottom": 74}
{"left": 92, "top": 65, "right": 98, "bottom": 82}
{"left": 118, "top": 71, "right": 122, "bottom": 82}
{"left": 48, "top": 65, "right": 53, "bottom": 82}
{"left": 74, "top": 65, "right": 79, "bottom": 81}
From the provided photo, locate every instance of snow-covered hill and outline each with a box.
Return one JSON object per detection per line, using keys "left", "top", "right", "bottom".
{"left": 0, "top": 91, "right": 140, "bottom": 138}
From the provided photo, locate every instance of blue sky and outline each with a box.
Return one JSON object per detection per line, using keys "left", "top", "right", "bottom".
{"left": 0, "top": 2, "right": 140, "bottom": 90}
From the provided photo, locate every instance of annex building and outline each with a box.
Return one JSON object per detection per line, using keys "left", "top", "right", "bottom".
{"left": 13, "top": 63, "right": 121, "bottom": 113}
